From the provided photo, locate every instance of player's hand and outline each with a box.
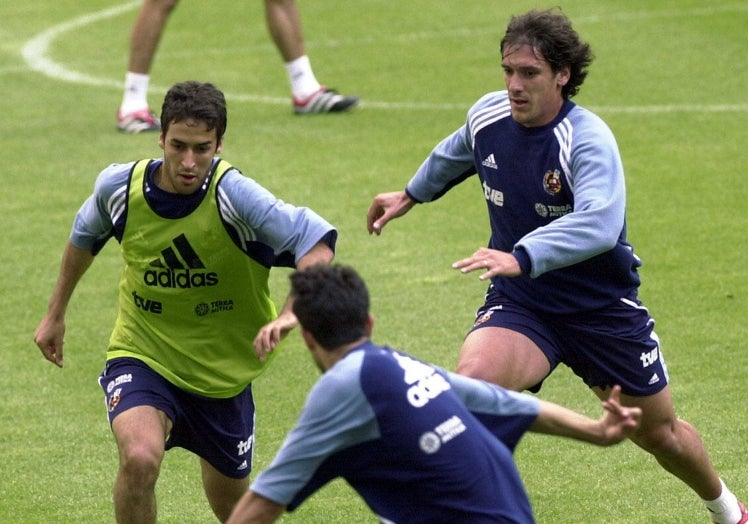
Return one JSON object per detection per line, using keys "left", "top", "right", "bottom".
{"left": 452, "top": 247, "right": 522, "bottom": 279}
{"left": 598, "top": 385, "right": 642, "bottom": 445}
{"left": 253, "top": 312, "right": 298, "bottom": 362}
{"left": 366, "top": 191, "right": 416, "bottom": 235}
{"left": 34, "top": 315, "right": 66, "bottom": 368}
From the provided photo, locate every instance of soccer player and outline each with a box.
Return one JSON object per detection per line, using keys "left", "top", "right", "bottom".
{"left": 227, "top": 264, "right": 641, "bottom": 524}
{"left": 35, "top": 81, "right": 336, "bottom": 523}
{"left": 117, "top": 0, "right": 358, "bottom": 132}
{"left": 365, "top": 8, "right": 746, "bottom": 524}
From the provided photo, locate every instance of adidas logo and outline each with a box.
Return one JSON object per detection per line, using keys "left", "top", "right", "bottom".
{"left": 481, "top": 153, "right": 498, "bottom": 169}
{"left": 648, "top": 373, "right": 660, "bottom": 385}
{"left": 143, "top": 234, "right": 219, "bottom": 288}
{"left": 237, "top": 460, "right": 248, "bottom": 471}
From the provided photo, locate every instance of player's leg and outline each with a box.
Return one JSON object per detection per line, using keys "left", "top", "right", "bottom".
{"left": 263, "top": 0, "right": 304, "bottom": 63}
{"left": 263, "top": 0, "right": 358, "bottom": 112}
{"left": 455, "top": 294, "right": 556, "bottom": 390}
{"left": 593, "top": 385, "right": 745, "bottom": 524}
{"left": 178, "top": 383, "right": 256, "bottom": 521}
{"left": 118, "top": 0, "right": 178, "bottom": 131}
{"left": 456, "top": 326, "right": 551, "bottom": 391}
{"left": 201, "top": 459, "right": 250, "bottom": 522}
{"left": 596, "top": 385, "right": 720, "bottom": 496}
{"left": 111, "top": 405, "right": 171, "bottom": 524}
{"left": 571, "top": 294, "right": 745, "bottom": 524}
{"left": 128, "top": 0, "right": 178, "bottom": 75}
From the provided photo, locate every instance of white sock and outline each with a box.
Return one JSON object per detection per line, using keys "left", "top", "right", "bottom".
{"left": 120, "top": 72, "right": 151, "bottom": 114}
{"left": 704, "top": 479, "right": 741, "bottom": 524}
{"left": 285, "top": 55, "right": 321, "bottom": 100}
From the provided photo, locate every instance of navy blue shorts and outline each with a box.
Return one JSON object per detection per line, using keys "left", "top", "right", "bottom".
{"left": 469, "top": 286, "right": 670, "bottom": 396}
{"left": 98, "top": 357, "right": 255, "bottom": 479}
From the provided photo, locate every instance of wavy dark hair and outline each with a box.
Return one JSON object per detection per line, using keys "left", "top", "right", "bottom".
{"left": 290, "top": 264, "right": 370, "bottom": 350}
{"left": 501, "top": 8, "right": 593, "bottom": 99}
{"left": 160, "top": 81, "right": 227, "bottom": 139}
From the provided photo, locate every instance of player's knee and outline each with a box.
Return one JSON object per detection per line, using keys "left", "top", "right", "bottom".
{"left": 630, "top": 421, "right": 681, "bottom": 458}
{"left": 119, "top": 444, "right": 162, "bottom": 487}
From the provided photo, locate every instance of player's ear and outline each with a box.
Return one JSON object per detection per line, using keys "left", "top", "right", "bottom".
{"left": 216, "top": 138, "right": 223, "bottom": 154}
{"left": 158, "top": 132, "right": 165, "bottom": 150}
{"left": 300, "top": 326, "right": 316, "bottom": 350}
{"left": 364, "top": 314, "right": 375, "bottom": 338}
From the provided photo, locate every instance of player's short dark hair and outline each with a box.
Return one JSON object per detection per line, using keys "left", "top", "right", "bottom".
{"left": 501, "top": 8, "right": 593, "bottom": 99}
{"left": 160, "top": 81, "right": 227, "bottom": 140}
{"left": 290, "top": 264, "right": 370, "bottom": 350}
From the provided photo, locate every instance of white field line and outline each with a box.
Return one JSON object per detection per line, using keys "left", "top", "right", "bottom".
{"left": 18, "top": 1, "right": 748, "bottom": 113}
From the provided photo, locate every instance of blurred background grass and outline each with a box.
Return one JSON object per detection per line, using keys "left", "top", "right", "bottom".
{"left": 1, "top": 1, "right": 746, "bottom": 522}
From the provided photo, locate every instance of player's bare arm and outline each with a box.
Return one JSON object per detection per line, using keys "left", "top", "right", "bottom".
{"left": 34, "top": 243, "right": 95, "bottom": 367}
{"left": 253, "top": 241, "right": 334, "bottom": 361}
{"left": 452, "top": 246, "right": 522, "bottom": 280}
{"left": 366, "top": 190, "right": 416, "bottom": 235}
{"left": 530, "top": 385, "right": 641, "bottom": 446}
{"left": 226, "top": 491, "right": 285, "bottom": 524}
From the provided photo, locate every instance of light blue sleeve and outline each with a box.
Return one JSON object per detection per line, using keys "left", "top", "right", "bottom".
{"left": 515, "top": 106, "right": 627, "bottom": 277}
{"left": 218, "top": 169, "right": 337, "bottom": 262}
{"left": 445, "top": 371, "right": 540, "bottom": 418}
{"left": 403, "top": 95, "right": 500, "bottom": 203}
{"left": 70, "top": 162, "right": 133, "bottom": 252}
{"left": 250, "top": 352, "right": 378, "bottom": 505}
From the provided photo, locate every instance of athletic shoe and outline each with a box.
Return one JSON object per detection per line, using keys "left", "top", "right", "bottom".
{"left": 711, "top": 501, "right": 748, "bottom": 524}
{"left": 293, "top": 87, "right": 359, "bottom": 114}
{"left": 738, "top": 501, "right": 748, "bottom": 524}
{"left": 117, "top": 109, "right": 161, "bottom": 133}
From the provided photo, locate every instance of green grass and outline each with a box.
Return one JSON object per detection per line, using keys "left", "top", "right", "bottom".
{"left": 2, "top": 1, "right": 747, "bottom": 522}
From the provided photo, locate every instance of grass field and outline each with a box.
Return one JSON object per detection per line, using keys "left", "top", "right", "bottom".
{"left": 2, "top": 1, "right": 747, "bottom": 522}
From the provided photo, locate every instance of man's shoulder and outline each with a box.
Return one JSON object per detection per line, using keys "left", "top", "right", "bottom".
{"left": 466, "top": 91, "right": 512, "bottom": 136}
{"left": 564, "top": 104, "right": 618, "bottom": 146}
{"left": 93, "top": 161, "right": 138, "bottom": 197}
{"left": 469, "top": 90, "right": 510, "bottom": 115}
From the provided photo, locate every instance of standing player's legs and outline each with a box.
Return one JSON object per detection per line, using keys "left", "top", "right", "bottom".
{"left": 264, "top": 0, "right": 305, "bottom": 63}
{"left": 118, "top": 0, "right": 177, "bottom": 132}
{"left": 127, "top": 0, "right": 178, "bottom": 76}
{"left": 111, "top": 405, "right": 172, "bottom": 524}
{"left": 264, "top": 0, "right": 358, "bottom": 112}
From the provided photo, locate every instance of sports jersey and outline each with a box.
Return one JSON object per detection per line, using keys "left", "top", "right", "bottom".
{"left": 251, "top": 341, "right": 540, "bottom": 523}
{"left": 71, "top": 158, "right": 337, "bottom": 398}
{"left": 406, "top": 90, "right": 641, "bottom": 314}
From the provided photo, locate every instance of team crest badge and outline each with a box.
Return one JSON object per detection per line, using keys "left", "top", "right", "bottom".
{"left": 473, "top": 306, "right": 502, "bottom": 327}
{"left": 108, "top": 389, "right": 122, "bottom": 412}
{"left": 543, "top": 169, "right": 562, "bottom": 195}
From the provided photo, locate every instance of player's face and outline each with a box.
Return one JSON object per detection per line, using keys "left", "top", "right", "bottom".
{"left": 157, "top": 119, "right": 222, "bottom": 195}
{"left": 501, "top": 44, "right": 570, "bottom": 128}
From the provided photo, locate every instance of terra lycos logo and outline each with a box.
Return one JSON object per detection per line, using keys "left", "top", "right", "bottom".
{"left": 144, "top": 233, "right": 219, "bottom": 288}
{"left": 419, "top": 416, "right": 467, "bottom": 455}
{"left": 195, "top": 299, "right": 235, "bottom": 317}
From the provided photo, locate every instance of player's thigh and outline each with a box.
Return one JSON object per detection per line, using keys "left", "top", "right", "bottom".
{"left": 457, "top": 326, "right": 550, "bottom": 390}
{"left": 112, "top": 405, "right": 171, "bottom": 461}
